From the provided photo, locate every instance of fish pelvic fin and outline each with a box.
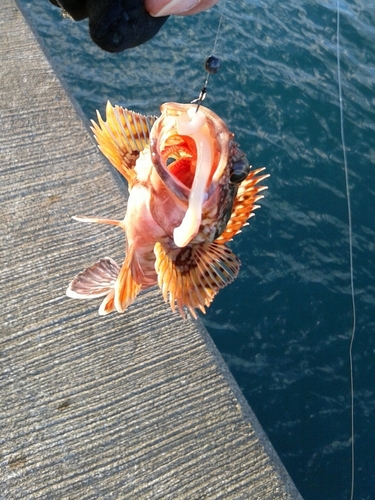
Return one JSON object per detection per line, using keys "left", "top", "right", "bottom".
{"left": 72, "top": 215, "right": 124, "bottom": 228}
{"left": 215, "top": 167, "right": 269, "bottom": 244}
{"left": 91, "top": 101, "right": 157, "bottom": 186}
{"left": 66, "top": 257, "right": 120, "bottom": 299}
{"left": 154, "top": 241, "right": 240, "bottom": 319}
{"left": 114, "top": 245, "right": 142, "bottom": 313}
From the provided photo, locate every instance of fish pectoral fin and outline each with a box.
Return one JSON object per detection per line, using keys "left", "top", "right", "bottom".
{"left": 154, "top": 241, "right": 240, "bottom": 319}
{"left": 114, "top": 246, "right": 142, "bottom": 313}
{"left": 66, "top": 257, "right": 120, "bottom": 299}
{"left": 91, "top": 101, "right": 157, "bottom": 185}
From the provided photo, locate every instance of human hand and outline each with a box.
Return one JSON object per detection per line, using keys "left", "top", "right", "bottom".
{"left": 49, "top": 0, "right": 219, "bottom": 53}
{"left": 145, "top": 0, "right": 219, "bottom": 17}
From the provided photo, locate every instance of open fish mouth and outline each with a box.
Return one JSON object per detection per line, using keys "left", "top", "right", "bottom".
{"left": 150, "top": 103, "right": 231, "bottom": 247}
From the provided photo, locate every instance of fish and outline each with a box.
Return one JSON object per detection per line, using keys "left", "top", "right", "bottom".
{"left": 66, "top": 101, "right": 269, "bottom": 318}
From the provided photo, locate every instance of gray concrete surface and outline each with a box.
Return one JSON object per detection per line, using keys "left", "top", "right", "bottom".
{"left": 0, "top": 1, "right": 303, "bottom": 498}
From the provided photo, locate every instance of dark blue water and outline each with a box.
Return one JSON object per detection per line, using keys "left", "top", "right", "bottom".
{"left": 19, "top": 1, "right": 375, "bottom": 498}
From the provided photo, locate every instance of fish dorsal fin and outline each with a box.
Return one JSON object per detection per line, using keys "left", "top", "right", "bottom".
{"left": 114, "top": 245, "right": 142, "bottom": 313}
{"left": 66, "top": 257, "right": 120, "bottom": 299}
{"left": 91, "top": 101, "right": 157, "bottom": 186}
{"left": 154, "top": 241, "right": 240, "bottom": 319}
{"left": 215, "top": 167, "right": 269, "bottom": 244}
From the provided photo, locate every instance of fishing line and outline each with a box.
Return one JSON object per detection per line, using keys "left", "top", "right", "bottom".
{"left": 192, "top": 0, "right": 227, "bottom": 110}
{"left": 336, "top": 2, "right": 356, "bottom": 500}
{"left": 211, "top": 0, "right": 226, "bottom": 56}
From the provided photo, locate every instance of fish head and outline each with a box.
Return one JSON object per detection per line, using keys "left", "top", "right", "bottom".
{"left": 149, "top": 102, "right": 239, "bottom": 248}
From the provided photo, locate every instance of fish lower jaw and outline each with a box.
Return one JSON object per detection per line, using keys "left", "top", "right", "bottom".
{"left": 173, "top": 206, "right": 200, "bottom": 247}
{"left": 172, "top": 108, "right": 213, "bottom": 248}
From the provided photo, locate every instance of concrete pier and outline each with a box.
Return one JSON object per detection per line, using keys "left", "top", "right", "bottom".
{"left": 1, "top": 1, "right": 302, "bottom": 498}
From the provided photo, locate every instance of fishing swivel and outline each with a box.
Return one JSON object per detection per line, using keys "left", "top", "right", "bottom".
{"left": 192, "top": 54, "right": 221, "bottom": 110}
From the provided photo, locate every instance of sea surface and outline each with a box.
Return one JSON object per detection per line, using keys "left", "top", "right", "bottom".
{"left": 18, "top": 0, "right": 375, "bottom": 498}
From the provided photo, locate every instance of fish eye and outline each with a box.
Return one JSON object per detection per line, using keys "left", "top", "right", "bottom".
{"left": 230, "top": 157, "right": 250, "bottom": 184}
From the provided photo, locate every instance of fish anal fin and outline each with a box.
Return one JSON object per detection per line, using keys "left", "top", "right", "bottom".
{"left": 66, "top": 257, "right": 120, "bottom": 299}
{"left": 99, "top": 290, "right": 116, "bottom": 315}
{"left": 154, "top": 241, "right": 240, "bottom": 319}
{"left": 114, "top": 246, "right": 142, "bottom": 313}
{"left": 216, "top": 167, "right": 269, "bottom": 244}
{"left": 90, "top": 101, "right": 157, "bottom": 186}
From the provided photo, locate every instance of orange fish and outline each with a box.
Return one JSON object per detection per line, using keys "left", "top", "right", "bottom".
{"left": 66, "top": 101, "right": 268, "bottom": 318}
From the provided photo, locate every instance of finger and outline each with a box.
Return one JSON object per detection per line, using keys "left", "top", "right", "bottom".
{"left": 146, "top": 0, "right": 220, "bottom": 17}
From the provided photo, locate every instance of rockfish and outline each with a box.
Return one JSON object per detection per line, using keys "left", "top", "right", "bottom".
{"left": 66, "top": 101, "right": 268, "bottom": 318}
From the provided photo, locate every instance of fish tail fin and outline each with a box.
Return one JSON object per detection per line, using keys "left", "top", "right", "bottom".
{"left": 66, "top": 257, "right": 120, "bottom": 300}
{"left": 91, "top": 101, "right": 157, "bottom": 186}
{"left": 154, "top": 241, "right": 240, "bottom": 319}
{"left": 114, "top": 245, "right": 142, "bottom": 313}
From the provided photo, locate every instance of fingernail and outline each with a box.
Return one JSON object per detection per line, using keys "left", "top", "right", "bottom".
{"left": 153, "top": 0, "right": 199, "bottom": 16}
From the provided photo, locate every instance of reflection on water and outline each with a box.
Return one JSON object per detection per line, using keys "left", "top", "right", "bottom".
{"left": 19, "top": 0, "right": 375, "bottom": 498}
